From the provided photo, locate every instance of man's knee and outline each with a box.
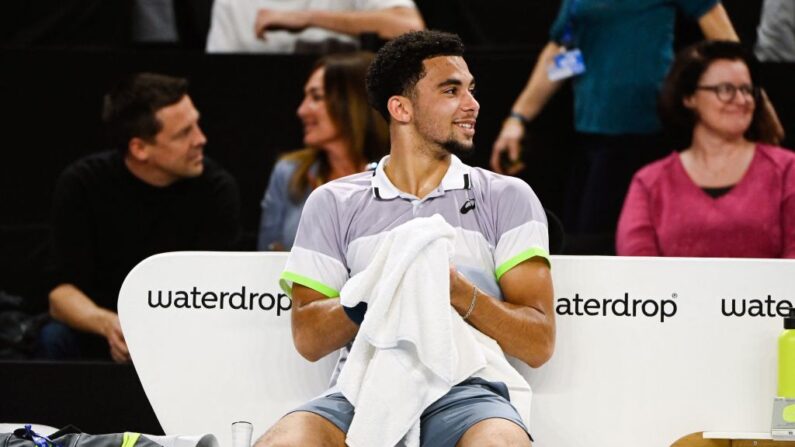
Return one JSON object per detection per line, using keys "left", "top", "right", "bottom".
{"left": 456, "top": 418, "right": 532, "bottom": 447}
{"left": 254, "top": 412, "right": 345, "bottom": 447}
{"left": 36, "top": 319, "right": 81, "bottom": 360}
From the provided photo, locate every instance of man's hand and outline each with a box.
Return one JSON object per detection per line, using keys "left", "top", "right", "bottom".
{"left": 103, "top": 313, "right": 131, "bottom": 363}
{"left": 49, "top": 283, "right": 133, "bottom": 363}
{"left": 255, "top": 9, "right": 311, "bottom": 38}
{"left": 490, "top": 118, "right": 526, "bottom": 175}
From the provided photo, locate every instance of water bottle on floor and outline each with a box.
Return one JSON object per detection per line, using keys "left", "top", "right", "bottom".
{"left": 231, "top": 421, "right": 253, "bottom": 447}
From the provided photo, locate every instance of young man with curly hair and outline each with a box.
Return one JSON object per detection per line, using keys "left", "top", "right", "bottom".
{"left": 256, "top": 31, "right": 554, "bottom": 447}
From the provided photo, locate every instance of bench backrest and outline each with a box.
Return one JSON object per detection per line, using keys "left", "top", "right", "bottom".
{"left": 119, "top": 253, "right": 793, "bottom": 447}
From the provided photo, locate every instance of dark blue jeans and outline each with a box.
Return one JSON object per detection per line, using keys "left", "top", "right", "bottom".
{"left": 36, "top": 319, "right": 83, "bottom": 360}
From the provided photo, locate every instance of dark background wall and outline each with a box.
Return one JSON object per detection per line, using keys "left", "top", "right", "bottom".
{"left": 2, "top": 0, "right": 794, "bottom": 313}
{"left": 0, "top": 361, "right": 163, "bottom": 434}
{"left": 0, "top": 0, "right": 763, "bottom": 50}
{"left": 1, "top": 0, "right": 794, "bottom": 433}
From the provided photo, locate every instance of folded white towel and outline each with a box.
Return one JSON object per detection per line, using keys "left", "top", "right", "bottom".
{"left": 337, "top": 214, "right": 533, "bottom": 446}
{"left": 338, "top": 215, "right": 487, "bottom": 447}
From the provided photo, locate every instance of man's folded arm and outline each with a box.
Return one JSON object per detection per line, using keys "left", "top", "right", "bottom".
{"left": 256, "top": 7, "right": 424, "bottom": 40}
{"left": 451, "top": 257, "right": 555, "bottom": 368}
{"left": 49, "top": 283, "right": 130, "bottom": 362}
{"left": 305, "top": 7, "right": 425, "bottom": 39}
{"left": 290, "top": 283, "right": 358, "bottom": 362}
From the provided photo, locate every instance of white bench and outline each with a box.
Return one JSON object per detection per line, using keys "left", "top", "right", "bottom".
{"left": 119, "top": 253, "right": 793, "bottom": 447}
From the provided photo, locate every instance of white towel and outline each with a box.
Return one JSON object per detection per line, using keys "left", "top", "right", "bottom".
{"left": 337, "top": 214, "right": 532, "bottom": 447}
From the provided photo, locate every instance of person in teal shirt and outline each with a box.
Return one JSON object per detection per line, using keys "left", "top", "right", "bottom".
{"left": 491, "top": 0, "right": 739, "bottom": 237}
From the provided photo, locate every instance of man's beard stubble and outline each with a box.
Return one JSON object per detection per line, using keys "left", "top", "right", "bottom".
{"left": 441, "top": 139, "right": 474, "bottom": 159}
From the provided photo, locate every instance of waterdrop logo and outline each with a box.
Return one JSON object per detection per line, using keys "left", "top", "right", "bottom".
{"left": 146, "top": 285, "right": 292, "bottom": 315}
{"left": 556, "top": 292, "right": 678, "bottom": 323}
{"left": 721, "top": 295, "right": 793, "bottom": 318}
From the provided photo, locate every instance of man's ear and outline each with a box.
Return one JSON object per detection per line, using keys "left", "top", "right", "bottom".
{"left": 387, "top": 95, "right": 412, "bottom": 124}
{"left": 128, "top": 137, "right": 149, "bottom": 162}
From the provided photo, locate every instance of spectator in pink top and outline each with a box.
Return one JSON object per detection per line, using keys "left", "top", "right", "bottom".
{"left": 616, "top": 40, "right": 795, "bottom": 258}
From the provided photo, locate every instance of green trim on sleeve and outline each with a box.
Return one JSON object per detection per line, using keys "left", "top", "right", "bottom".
{"left": 122, "top": 433, "right": 141, "bottom": 447}
{"left": 495, "top": 247, "right": 551, "bottom": 280}
{"left": 280, "top": 271, "right": 339, "bottom": 298}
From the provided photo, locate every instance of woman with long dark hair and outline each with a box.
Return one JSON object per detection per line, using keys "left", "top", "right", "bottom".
{"left": 258, "top": 52, "right": 389, "bottom": 251}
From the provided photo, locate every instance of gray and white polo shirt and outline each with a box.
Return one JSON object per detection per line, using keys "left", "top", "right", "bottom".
{"left": 280, "top": 154, "right": 549, "bottom": 387}
{"left": 280, "top": 154, "right": 549, "bottom": 300}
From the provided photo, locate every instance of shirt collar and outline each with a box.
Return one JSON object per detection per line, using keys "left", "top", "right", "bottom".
{"left": 370, "top": 154, "right": 472, "bottom": 200}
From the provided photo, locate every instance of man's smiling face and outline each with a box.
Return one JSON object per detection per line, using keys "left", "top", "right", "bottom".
{"left": 409, "top": 55, "right": 479, "bottom": 156}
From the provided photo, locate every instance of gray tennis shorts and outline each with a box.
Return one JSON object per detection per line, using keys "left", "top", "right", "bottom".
{"left": 289, "top": 377, "right": 532, "bottom": 447}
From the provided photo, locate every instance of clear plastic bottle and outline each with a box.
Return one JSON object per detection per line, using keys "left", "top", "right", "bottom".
{"left": 778, "top": 309, "right": 795, "bottom": 398}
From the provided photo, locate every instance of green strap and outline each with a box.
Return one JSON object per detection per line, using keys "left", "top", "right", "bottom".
{"left": 122, "top": 433, "right": 141, "bottom": 447}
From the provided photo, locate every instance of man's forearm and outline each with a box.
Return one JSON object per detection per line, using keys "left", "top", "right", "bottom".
{"left": 49, "top": 283, "right": 115, "bottom": 336}
{"left": 291, "top": 296, "right": 358, "bottom": 362}
{"left": 451, "top": 261, "right": 555, "bottom": 368}
{"left": 455, "top": 288, "right": 554, "bottom": 368}
{"left": 511, "top": 42, "right": 566, "bottom": 122}
{"left": 307, "top": 7, "right": 424, "bottom": 40}
{"left": 698, "top": 3, "right": 739, "bottom": 41}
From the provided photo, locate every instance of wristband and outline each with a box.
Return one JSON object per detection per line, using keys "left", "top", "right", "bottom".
{"left": 343, "top": 301, "right": 368, "bottom": 325}
{"left": 508, "top": 111, "right": 530, "bottom": 125}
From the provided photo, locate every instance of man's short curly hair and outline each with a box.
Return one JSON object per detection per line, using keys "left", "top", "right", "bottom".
{"left": 366, "top": 30, "right": 465, "bottom": 121}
